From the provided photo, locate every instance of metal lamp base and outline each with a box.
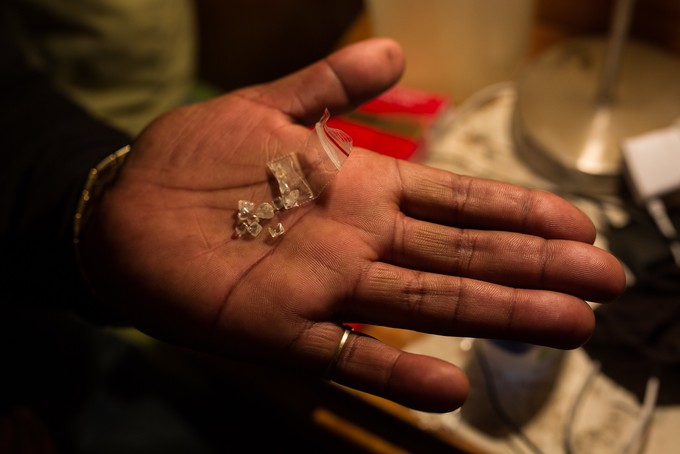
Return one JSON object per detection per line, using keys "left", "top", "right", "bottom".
{"left": 512, "top": 37, "right": 680, "bottom": 196}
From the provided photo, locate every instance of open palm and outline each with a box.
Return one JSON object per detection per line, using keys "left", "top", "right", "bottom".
{"left": 81, "top": 38, "right": 626, "bottom": 412}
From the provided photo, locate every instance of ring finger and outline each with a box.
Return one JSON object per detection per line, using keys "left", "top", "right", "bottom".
{"left": 348, "top": 261, "right": 595, "bottom": 349}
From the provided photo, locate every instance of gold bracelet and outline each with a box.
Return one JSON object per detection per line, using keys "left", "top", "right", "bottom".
{"left": 73, "top": 145, "right": 131, "bottom": 247}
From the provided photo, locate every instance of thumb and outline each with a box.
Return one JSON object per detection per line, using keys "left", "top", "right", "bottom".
{"left": 242, "top": 38, "right": 405, "bottom": 124}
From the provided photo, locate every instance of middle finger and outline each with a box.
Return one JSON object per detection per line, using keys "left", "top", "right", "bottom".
{"left": 384, "top": 214, "right": 623, "bottom": 303}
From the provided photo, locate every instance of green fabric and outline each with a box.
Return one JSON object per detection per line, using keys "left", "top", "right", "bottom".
{"left": 8, "top": 0, "right": 197, "bottom": 136}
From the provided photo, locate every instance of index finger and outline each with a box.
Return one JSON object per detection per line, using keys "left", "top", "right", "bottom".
{"left": 396, "top": 160, "right": 598, "bottom": 244}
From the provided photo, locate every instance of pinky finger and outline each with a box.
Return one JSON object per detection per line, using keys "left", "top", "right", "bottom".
{"left": 328, "top": 328, "right": 469, "bottom": 413}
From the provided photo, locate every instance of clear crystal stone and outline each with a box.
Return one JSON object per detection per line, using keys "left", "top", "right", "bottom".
{"left": 234, "top": 223, "right": 248, "bottom": 237}
{"left": 247, "top": 222, "right": 262, "bottom": 237}
{"left": 266, "top": 154, "right": 313, "bottom": 208}
{"left": 272, "top": 197, "right": 285, "bottom": 210}
{"left": 238, "top": 200, "right": 255, "bottom": 214}
{"left": 282, "top": 189, "right": 300, "bottom": 209}
{"left": 271, "top": 163, "right": 286, "bottom": 180}
{"left": 256, "top": 202, "right": 275, "bottom": 219}
{"left": 268, "top": 223, "right": 285, "bottom": 238}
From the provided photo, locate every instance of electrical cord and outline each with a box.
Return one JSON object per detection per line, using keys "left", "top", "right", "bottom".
{"left": 476, "top": 342, "right": 660, "bottom": 454}
{"left": 564, "top": 360, "right": 602, "bottom": 454}
{"left": 621, "top": 375, "right": 659, "bottom": 454}
{"left": 563, "top": 359, "right": 659, "bottom": 454}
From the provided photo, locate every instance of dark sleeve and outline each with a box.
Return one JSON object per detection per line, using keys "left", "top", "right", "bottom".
{"left": 0, "top": 7, "right": 132, "bottom": 322}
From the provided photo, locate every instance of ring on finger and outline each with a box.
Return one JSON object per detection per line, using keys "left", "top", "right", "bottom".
{"left": 325, "top": 324, "right": 353, "bottom": 381}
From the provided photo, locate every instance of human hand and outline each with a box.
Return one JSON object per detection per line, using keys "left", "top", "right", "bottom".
{"left": 80, "top": 38, "right": 626, "bottom": 413}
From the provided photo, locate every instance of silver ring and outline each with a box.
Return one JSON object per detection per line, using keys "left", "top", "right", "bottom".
{"left": 325, "top": 325, "right": 353, "bottom": 380}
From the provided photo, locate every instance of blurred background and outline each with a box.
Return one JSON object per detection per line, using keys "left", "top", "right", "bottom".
{"left": 195, "top": 0, "right": 680, "bottom": 92}
{"left": 4, "top": 1, "right": 680, "bottom": 453}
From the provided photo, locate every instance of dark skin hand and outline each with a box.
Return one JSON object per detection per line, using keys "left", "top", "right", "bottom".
{"left": 80, "top": 38, "right": 627, "bottom": 413}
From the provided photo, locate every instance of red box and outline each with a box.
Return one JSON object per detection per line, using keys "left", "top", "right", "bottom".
{"left": 327, "top": 85, "right": 449, "bottom": 161}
